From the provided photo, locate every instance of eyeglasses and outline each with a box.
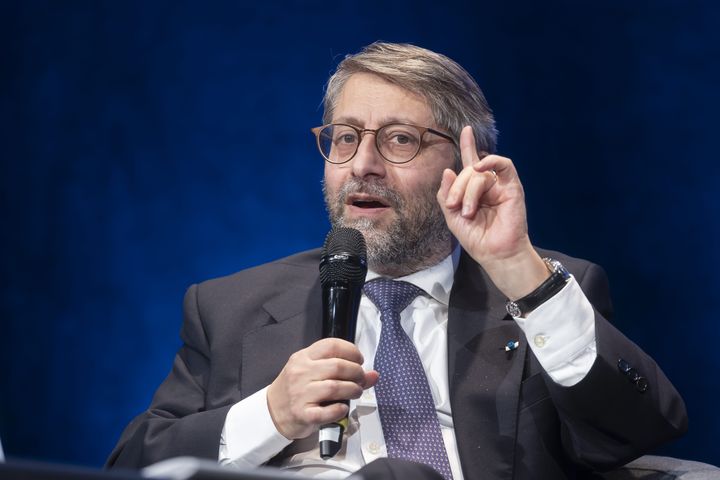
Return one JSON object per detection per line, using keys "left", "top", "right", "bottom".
{"left": 311, "top": 123, "right": 457, "bottom": 164}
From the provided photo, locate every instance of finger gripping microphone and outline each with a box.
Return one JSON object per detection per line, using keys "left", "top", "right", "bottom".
{"left": 318, "top": 227, "right": 368, "bottom": 459}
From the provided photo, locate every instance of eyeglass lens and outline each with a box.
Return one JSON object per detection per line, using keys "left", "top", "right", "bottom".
{"left": 318, "top": 124, "right": 422, "bottom": 164}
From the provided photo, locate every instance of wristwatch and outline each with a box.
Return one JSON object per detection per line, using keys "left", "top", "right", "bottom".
{"left": 505, "top": 257, "right": 571, "bottom": 318}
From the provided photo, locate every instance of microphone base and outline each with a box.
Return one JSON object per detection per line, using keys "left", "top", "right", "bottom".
{"left": 319, "top": 440, "right": 342, "bottom": 460}
{"left": 318, "top": 423, "right": 345, "bottom": 459}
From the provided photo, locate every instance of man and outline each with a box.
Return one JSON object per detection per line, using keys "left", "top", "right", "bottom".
{"left": 107, "top": 43, "right": 687, "bottom": 479}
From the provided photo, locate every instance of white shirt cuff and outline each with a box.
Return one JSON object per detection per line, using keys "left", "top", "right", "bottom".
{"left": 513, "top": 276, "right": 597, "bottom": 386}
{"left": 219, "top": 386, "right": 292, "bottom": 468}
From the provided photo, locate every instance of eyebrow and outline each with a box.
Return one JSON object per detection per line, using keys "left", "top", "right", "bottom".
{"left": 332, "top": 115, "right": 430, "bottom": 127}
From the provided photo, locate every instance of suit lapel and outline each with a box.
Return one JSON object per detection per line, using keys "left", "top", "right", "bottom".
{"left": 448, "top": 251, "right": 526, "bottom": 479}
{"left": 240, "top": 277, "right": 323, "bottom": 398}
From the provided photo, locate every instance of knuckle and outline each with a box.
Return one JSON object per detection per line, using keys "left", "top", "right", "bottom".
{"left": 328, "top": 359, "right": 343, "bottom": 377}
{"left": 305, "top": 408, "right": 323, "bottom": 425}
{"left": 288, "top": 351, "right": 303, "bottom": 364}
{"left": 318, "top": 338, "right": 341, "bottom": 358}
{"left": 325, "top": 342, "right": 340, "bottom": 358}
{"left": 348, "top": 385, "right": 363, "bottom": 399}
{"left": 325, "top": 379, "right": 341, "bottom": 397}
{"left": 353, "top": 366, "right": 367, "bottom": 383}
{"left": 285, "top": 363, "right": 302, "bottom": 379}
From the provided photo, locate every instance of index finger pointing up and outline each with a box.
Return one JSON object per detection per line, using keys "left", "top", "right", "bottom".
{"left": 460, "top": 125, "right": 478, "bottom": 169}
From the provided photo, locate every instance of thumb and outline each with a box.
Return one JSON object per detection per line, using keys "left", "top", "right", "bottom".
{"left": 363, "top": 370, "right": 380, "bottom": 389}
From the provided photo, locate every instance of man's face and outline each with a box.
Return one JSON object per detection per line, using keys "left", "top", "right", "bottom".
{"left": 323, "top": 72, "right": 456, "bottom": 277}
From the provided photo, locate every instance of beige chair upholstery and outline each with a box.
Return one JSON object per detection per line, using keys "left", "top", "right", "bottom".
{"left": 598, "top": 455, "right": 720, "bottom": 480}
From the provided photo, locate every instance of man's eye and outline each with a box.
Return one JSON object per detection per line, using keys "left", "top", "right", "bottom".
{"left": 388, "top": 133, "right": 417, "bottom": 145}
{"left": 335, "top": 133, "right": 358, "bottom": 144}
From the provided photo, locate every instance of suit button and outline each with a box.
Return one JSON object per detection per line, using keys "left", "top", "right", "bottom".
{"left": 617, "top": 358, "right": 631, "bottom": 373}
{"left": 635, "top": 377, "right": 649, "bottom": 393}
{"left": 534, "top": 335, "right": 547, "bottom": 348}
{"left": 626, "top": 368, "right": 640, "bottom": 383}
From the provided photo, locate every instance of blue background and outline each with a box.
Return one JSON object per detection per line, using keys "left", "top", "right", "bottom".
{"left": 1, "top": 0, "right": 718, "bottom": 469}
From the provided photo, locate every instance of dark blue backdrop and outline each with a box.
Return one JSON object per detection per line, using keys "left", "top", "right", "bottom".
{"left": 1, "top": 0, "right": 718, "bottom": 469}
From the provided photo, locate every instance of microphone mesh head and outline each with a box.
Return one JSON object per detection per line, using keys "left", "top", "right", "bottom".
{"left": 320, "top": 227, "right": 367, "bottom": 285}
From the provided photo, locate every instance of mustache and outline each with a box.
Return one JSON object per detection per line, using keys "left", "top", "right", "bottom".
{"left": 337, "top": 178, "right": 403, "bottom": 208}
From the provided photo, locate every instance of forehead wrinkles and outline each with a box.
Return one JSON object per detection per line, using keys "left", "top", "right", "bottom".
{"left": 333, "top": 74, "right": 435, "bottom": 127}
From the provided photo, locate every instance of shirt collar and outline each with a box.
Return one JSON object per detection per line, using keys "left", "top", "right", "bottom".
{"left": 365, "top": 246, "right": 460, "bottom": 306}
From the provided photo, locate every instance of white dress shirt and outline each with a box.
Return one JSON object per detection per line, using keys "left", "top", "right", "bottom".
{"left": 219, "top": 251, "right": 597, "bottom": 478}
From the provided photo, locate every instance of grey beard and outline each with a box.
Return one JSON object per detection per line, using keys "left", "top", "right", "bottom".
{"left": 323, "top": 177, "right": 453, "bottom": 278}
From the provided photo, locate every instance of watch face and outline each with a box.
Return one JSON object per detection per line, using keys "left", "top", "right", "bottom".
{"left": 506, "top": 301, "right": 521, "bottom": 317}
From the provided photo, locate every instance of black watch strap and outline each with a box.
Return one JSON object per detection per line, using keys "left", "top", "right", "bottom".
{"left": 505, "top": 258, "right": 571, "bottom": 317}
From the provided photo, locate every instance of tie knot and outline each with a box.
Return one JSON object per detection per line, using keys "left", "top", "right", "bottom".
{"left": 363, "top": 278, "right": 423, "bottom": 316}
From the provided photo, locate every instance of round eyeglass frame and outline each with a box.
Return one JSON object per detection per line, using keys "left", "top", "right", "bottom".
{"left": 310, "top": 123, "right": 457, "bottom": 164}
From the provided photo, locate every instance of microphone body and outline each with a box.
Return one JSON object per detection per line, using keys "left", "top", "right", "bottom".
{"left": 318, "top": 228, "right": 367, "bottom": 459}
{"left": 322, "top": 274, "right": 361, "bottom": 340}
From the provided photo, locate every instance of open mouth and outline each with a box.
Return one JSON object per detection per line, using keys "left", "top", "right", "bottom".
{"left": 347, "top": 194, "right": 391, "bottom": 210}
{"left": 353, "top": 200, "right": 387, "bottom": 208}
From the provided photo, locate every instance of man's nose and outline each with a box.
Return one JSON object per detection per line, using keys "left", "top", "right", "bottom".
{"left": 351, "top": 133, "right": 386, "bottom": 179}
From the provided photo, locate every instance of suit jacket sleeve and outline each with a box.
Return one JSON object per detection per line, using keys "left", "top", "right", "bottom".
{"left": 106, "top": 284, "right": 232, "bottom": 469}
{"left": 106, "top": 250, "right": 322, "bottom": 470}
{"left": 547, "top": 262, "right": 688, "bottom": 471}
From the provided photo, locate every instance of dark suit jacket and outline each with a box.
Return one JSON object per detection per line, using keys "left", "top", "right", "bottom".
{"left": 107, "top": 248, "right": 687, "bottom": 479}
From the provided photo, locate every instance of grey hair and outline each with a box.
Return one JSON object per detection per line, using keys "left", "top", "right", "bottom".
{"left": 322, "top": 42, "right": 498, "bottom": 163}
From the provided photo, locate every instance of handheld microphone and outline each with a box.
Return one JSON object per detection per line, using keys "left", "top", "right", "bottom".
{"left": 318, "top": 227, "right": 368, "bottom": 459}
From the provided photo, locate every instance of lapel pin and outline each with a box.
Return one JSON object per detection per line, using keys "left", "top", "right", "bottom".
{"left": 504, "top": 340, "right": 519, "bottom": 352}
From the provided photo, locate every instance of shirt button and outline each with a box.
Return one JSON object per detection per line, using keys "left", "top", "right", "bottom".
{"left": 367, "top": 441, "right": 380, "bottom": 454}
{"left": 362, "top": 391, "right": 374, "bottom": 401}
{"left": 534, "top": 335, "right": 547, "bottom": 348}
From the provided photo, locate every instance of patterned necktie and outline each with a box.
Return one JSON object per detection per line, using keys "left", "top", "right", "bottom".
{"left": 363, "top": 279, "right": 454, "bottom": 480}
